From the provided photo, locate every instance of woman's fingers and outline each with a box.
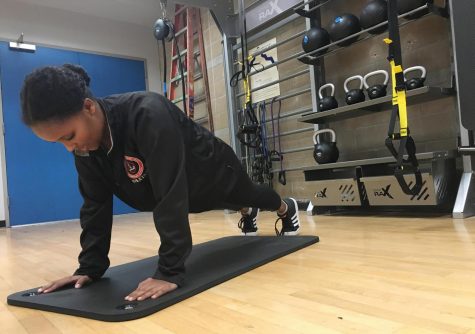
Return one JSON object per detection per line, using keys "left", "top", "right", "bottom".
{"left": 38, "top": 282, "right": 54, "bottom": 293}
{"left": 41, "top": 277, "right": 74, "bottom": 293}
{"left": 74, "top": 275, "right": 92, "bottom": 288}
{"left": 125, "top": 278, "right": 178, "bottom": 301}
{"left": 38, "top": 275, "right": 91, "bottom": 293}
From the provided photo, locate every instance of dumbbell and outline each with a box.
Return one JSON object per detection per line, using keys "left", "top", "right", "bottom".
{"left": 363, "top": 70, "right": 389, "bottom": 99}
{"left": 344, "top": 75, "right": 365, "bottom": 105}
{"left": 318, "top": 83, "right": 338, "bottom": 112}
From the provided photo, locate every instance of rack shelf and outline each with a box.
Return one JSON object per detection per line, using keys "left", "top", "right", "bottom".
{"left": 303, "top": 150, "right": 458, "bottom": 209}
{"left": 303, "top": 150, "right": 455, "bottom": 173}
{"left": 298, "top": 86, "right": 455, "bottom": 124}
{"left": 297, "top": 3, "right": 449, "bottom": 66}
{"left": 294, "top": 0, "right": 448, "bottom": 20}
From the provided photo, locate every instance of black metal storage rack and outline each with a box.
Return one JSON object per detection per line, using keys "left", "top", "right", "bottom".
{"left": 293, "top": 0, "right": 460, "bottom": 214}
{"left": 166, "top": 0, "right": 475, "bottom": 217}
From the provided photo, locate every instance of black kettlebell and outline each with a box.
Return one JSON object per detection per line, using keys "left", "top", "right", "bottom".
{"left": 364, "top": 70, "right": 389, "bottom": 99}
{"left": 313, "top": 129, "right": 339, "bottom": 164}
{"left": 328, "top": 14, "right": 361, "bottom": 47}
{"left": 360, "top": 0, "right": 388, "bottom": 34}
{"left": 302, "top": 27, "right": 331, "bottom": 55}
{"left": 344, "top": 75, "right": 365, "bottom": 105}
{"left": 404, "top": 66, "right": 426, "bottom": 90}
{"left": 318, "top": 83, "right": 338, "bottom": 112}
{"left": 398, "top": 0, "right": 432, "bottom": 20}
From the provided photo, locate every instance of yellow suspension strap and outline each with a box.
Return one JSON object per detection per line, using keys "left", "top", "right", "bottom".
{"left": 243, "top": 54, "right": 257, "bottom": 108}
{"left": 232, "top": 55, "right": 261, "bottom": 148}
{"left": 384, "top": 0, "right": 422, "bottom": 195}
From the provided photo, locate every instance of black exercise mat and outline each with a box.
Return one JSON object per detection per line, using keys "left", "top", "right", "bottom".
{"left": 7, "top": 235, "right": 319, "bottom": 322}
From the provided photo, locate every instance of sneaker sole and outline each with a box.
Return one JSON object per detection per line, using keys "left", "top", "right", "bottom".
{"left": 283, "top": 228, "right": 300, "bottom": 236}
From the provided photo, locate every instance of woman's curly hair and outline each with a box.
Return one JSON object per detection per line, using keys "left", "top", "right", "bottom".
{"left": 20, "top": 64, "right": 93, "bottom": 126}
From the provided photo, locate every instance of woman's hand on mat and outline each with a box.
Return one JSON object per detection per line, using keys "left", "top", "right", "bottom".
{"left": 38, "top": 275, "right": 92, "bottom": 293}
{"left": 125, "top": 278, "right": 177, "bottom": 301}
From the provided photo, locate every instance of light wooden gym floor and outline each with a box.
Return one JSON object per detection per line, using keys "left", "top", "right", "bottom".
{"left": 1, "top": 211, "right": 475, "bottom": 334}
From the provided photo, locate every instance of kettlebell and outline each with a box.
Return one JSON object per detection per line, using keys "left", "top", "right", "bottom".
{"left": 344, "top": 75, "right": 365, "bottom": 105}
{"left": 404, "top": 66, "right": 426, "bottom": 90}
{"left": 363, "top": 70, "right": 389, "bottom": 99}
{"left": 313, "top": 129, "right": 339, "bottom": 164}
{"left": 318, "top": 83, "right": 338, "bottom": 112}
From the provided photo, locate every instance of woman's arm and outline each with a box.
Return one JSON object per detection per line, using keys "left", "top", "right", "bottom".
{"left": 134, "top": 95, "right": 192, "bottom": 287}
{"left": 73, "top": 157, "right": 114, "bottom": 279}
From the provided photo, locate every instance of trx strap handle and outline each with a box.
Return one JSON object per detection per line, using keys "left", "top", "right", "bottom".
{"left": 384, "top": 0, "right": 422, "bottom": 196}
{"left": 236, "top": 102, "right": 261, "bottom": 148}
{"left": 233, "top": 0, "right": 261, "bottom": 150}
{"left": 233, "top": 57, "right": 261, "bottom": 148}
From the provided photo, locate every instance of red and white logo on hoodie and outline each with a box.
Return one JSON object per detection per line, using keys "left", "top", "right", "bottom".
{"left": 124, "top": 156, "right": 145, "bottom": 181}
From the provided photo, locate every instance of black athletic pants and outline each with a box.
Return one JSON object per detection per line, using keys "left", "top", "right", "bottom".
{"left": 217, "top": 164, "right": 282, "bottom": 212}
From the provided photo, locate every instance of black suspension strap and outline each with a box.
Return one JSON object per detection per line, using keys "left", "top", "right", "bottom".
{"left": 259, "top": 102, "right": 273, "bottom": 185}
{"left": 384, "top": 0, "right": 422, "bottom": 195}
{"left": 269, "top": 97, "right": 286, "bottom": 186}
{"left": 231, "top": 0, "right": 262, "bottom": 150}
{"left": 161, "top": 39, "right": 167, "bottom": 95}
{"left": 230, "top": 55, "right": 264, "bottom": 149}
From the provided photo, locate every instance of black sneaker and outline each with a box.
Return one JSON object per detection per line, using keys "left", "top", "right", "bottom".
{"left": 275, "top": 198, "right": 300, "bottom": 236}
{"left": 238, "top": 208, "right": 259, "bottom": 236}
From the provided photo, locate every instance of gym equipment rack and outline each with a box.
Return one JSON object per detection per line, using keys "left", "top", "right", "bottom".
{"left": 161, "top": 0, "right": 475, "bottom": 217}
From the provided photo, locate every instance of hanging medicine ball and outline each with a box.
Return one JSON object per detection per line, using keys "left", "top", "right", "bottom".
{"left": 153, "top": 18, "right": 174, "bottom": 41}
{"left": 398, "top": 0, "right": 432, "bottom": 20}
{"left": 360, "top": 0, "right": 388, "bottom": 34}
{"left": 329, "top": 14, "right": 361, "bottom": 47}
{"left": 302, "top": 27, "right": 331, "bottom": 55}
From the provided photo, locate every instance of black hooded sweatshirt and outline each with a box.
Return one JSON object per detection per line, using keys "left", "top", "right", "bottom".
{"left": 73, "top": 91, "right": 240, "bottom": 286}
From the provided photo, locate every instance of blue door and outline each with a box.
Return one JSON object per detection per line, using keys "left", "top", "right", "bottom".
{"left": 0, "top": 42, "right": 146, "bottom": 226}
